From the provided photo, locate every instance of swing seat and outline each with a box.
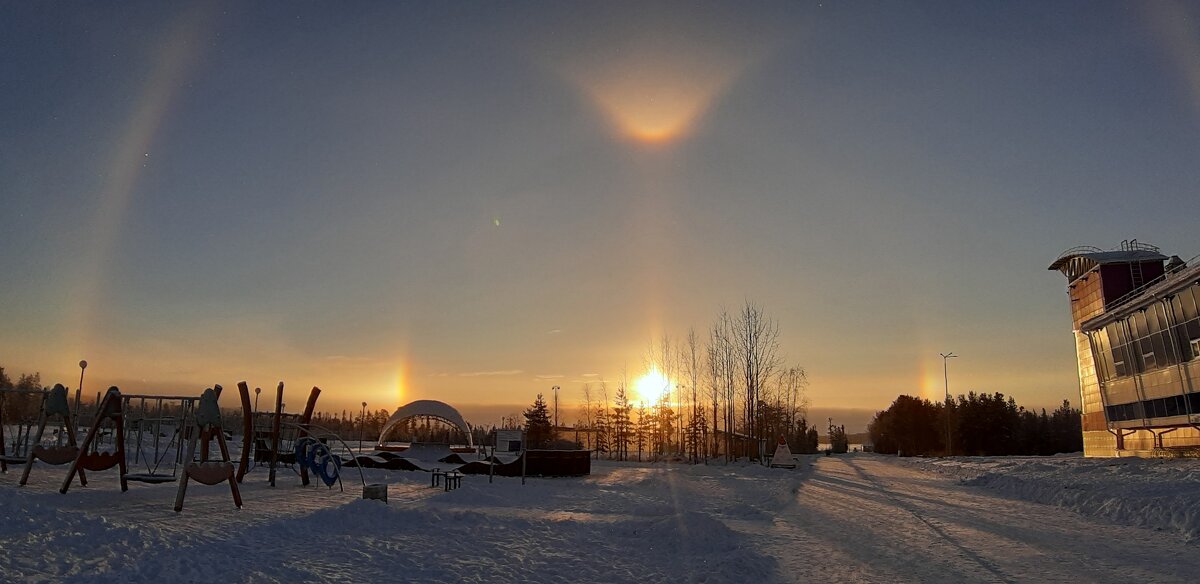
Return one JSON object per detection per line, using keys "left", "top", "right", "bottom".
{"left": 0, "top": 454, "right": 27, "bottom": 464}
{"left": 33, "top": 445, "right": 78, "bottom": 465}
{"left": 186, "top": 462, "right": 234, "bottom": 485}
{"left": 79, "top": 451, "right": 122, "bottom": 471}
{"left": 123, "top": 472, "right": 177, "bottom": 484}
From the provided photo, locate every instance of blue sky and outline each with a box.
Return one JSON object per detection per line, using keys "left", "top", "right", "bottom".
{"left": 2, "top": 1, "right": 1198, "bottom": 422}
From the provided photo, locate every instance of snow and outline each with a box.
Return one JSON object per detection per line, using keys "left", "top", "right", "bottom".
{"left": 900, "top": 454, "right": 1200, "bottom": 542}
{"left": 3, "top": 453, "right": 1200, "bottom": 582}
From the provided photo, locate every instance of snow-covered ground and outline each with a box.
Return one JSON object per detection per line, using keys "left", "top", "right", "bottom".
{"left": 900, "top": 454, "right": 1200, "bottom": 543}
{"left": 3, "top": 453, "right": 1200, "bottom": 583}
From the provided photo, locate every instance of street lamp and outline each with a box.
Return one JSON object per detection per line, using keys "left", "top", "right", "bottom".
{"left": 254, "top": 387, "right": 261, "bottom": 416}
{"left": 940, "top": 352, "right": 958, "bottom": 455}
{"left": 75, "top": 360, "right": 87, "bottom": 419}
{"left": 552, "top": 385, "right": 560, "bottom": 429}
{"left": 360, "top": 401, "right": 368, "bottom": 451}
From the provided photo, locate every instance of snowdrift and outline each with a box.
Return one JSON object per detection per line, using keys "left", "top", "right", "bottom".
{"left": 905, "top": 455, "right": 1200, "bottom": 542}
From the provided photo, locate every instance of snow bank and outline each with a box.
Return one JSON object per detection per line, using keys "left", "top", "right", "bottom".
{"left": 0, "top": 487, "right": 159, "bottom": 580}
{"left": 903, "top": 455, "right": 1200, "bottom": 542}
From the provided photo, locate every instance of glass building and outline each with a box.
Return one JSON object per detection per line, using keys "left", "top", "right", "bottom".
{"left": 1050, "top": 241, "right": 1200, "bottom": 456}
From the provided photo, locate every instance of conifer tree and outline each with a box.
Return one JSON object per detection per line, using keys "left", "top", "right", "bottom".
{"left": 635, "top": 402, "right": 649, "bottom": 461}
{"left": 613, "top": 385, "right": 632, "bottom": 460}
{"left": 593, "top": 403, "right": 610, "bottom": 459}
{"left": 523, "top": 393, "right": 554, "bottom": 449}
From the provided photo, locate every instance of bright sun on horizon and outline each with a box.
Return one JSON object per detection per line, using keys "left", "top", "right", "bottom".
{"left": 634, "top": 368, "right": 670, "bottom": 403}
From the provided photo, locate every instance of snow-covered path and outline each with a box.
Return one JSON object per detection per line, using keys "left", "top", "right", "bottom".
{"left": 4, "top": 455, "right": 1200, "bottom": 583}
{"left": 742, "top": 456, "right": 1200, "bottom": 583}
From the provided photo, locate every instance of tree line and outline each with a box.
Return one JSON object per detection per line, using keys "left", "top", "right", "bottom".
{"left": 553, "top": 301, "right": 821, "bottom": 462}
{"left": 868, "top": 392, "right": 1082, "bottom": 456}
{"left": 0, "top": 367, "right": 44, "bottom": 422}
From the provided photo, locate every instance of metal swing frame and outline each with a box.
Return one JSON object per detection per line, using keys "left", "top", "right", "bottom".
{"left": 121, "top": 395, "right": 195, "bottom": 485}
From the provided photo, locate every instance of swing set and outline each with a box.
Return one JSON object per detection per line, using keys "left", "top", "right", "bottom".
{"left": 4, "top": 375, "right": 368, "bottom": 509}
{"left": 59, "top": 387, "right": 190, "bottom": 492}
{"left": 0, "top": 384, "right": 87, "bottom": 487}
{"left": 59, "top": 385, "right": 244, "bottom": 512}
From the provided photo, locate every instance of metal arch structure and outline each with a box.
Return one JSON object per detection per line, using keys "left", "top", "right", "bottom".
{"left": 378, "top": 400, "right": 473, "bottom": 448}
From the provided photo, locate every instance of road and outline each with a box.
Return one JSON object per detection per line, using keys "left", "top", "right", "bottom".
{"left": 737, "top": 456, "right": 1199, "bottom": 583}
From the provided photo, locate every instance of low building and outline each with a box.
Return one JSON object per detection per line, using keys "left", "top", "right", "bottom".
{"left": 1050, "top": 240, "right": 1200, "bottom": 456}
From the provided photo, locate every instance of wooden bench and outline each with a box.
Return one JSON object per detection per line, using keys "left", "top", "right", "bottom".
{"left": 430, "top": 468, "right": 445, "bottom": 487}
{"left": 444, "top": 470, "right": 462, "bottom": 491}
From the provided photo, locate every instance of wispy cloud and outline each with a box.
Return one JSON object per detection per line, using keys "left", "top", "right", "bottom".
{"left": 572, "top": 376, "right": 611, "bottom": 383}
{"left": 546, "top": 329, "right": 563, "bottom": 334}
{"left": 324, "top": 355, "right": 374, "bottom": 364}
{"left": 534, "top": 374, "right": 565, "bottom": 380}
{"left": 581, "top": 373, "right": 599, "bottom": 377}
{"left": 458, "top": 369, "right": 524, "bottom": 377}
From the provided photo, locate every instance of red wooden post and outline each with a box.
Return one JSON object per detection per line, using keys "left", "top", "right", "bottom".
{"left": 268, "top": 382, "right": 283, "bottom": 487}
{"left": 297, "top": 386, "right": 321, "bottom": 487}
{"left": 236, "top": 382, "right": 252, "bottom": 483}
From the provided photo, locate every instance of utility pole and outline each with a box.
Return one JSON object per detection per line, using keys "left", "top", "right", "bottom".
{"left": 940, "top": 352, "right": 958, "bottom": 455}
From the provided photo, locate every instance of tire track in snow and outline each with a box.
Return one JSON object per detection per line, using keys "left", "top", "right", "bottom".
{"left": 726, "top": 455, "right": 1200, "bottom": 583}
{"left": 839, "top": 457, "right": 1014, "bottom": 583}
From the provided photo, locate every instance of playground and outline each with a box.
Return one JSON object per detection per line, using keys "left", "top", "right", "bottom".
{"left": 0, "top": 381, "right": 612, "bottom": 581}
{"left": 2, "top": 381, "right": 593, "bottom": 516}
{"left": 2, "top": 452, "right": 785, "bottom": 583}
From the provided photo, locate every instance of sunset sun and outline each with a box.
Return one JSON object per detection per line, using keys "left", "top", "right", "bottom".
{"left": 634, "top": 368, "right": 670, "bottom": 403}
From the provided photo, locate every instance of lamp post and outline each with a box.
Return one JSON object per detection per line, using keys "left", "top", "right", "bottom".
{"left": 360, "top": 401, "right": 368, "bottom": 451}
{"left": 940, "top": 352, "right": 958, "bottom": 455}
{"left": 254, "top": 387, "right": 261, "bottom": 416}
{"left": 552, "top": 385, "right": 560, "bottom": 429}
{"left": 75, "top": 360, "right": 87, "bottom": 420}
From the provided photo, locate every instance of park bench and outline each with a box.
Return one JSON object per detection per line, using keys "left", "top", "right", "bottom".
{"left": 444, "top": 470, "right": 462, "bottom": 491}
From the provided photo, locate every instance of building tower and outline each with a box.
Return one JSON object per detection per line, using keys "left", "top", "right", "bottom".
{"left": 1050, "top": 240, "right": 1200, "bottom": 456}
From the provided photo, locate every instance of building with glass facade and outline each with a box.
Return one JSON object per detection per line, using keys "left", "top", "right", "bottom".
{"left": 1050, "top": 241, "right": 1200, "bottom": 456}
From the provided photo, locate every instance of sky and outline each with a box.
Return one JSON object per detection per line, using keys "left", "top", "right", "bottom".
{"left": 2, "top": 1, "right": 1199, "bottom": 429}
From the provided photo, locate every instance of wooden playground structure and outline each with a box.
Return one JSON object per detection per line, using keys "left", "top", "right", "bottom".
{"left": 0, "top": 384, "right": 86, "bottom": 487}
{"left": 0, "top": 377, "right": 366, "bottom": 512}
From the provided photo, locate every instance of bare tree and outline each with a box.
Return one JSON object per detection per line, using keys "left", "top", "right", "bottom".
{"left": 600, "top": 381, "right": 611, "bottom": 460}
{"left": 659, "top": 334, "right": 676, "bottom": 455}
{"left": 681, "top": 328, "right": 703, "bottom": 462}
{"left": 736, "top": 301, "right": 781, "bottom": 459}
{"left": 705, "top": 331, "right": 722, "bottom": 461}
{"left": 580, "top": 382, "right": 594, "bottom": 450}
{"left": 780, "top": 365, "right": 810, "bottom": 443}
{"left": 708, "top": 308, "right": 740, "bottom": 462}
{"left": 643, "top": 334, "right": 680, "bottom": 455}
